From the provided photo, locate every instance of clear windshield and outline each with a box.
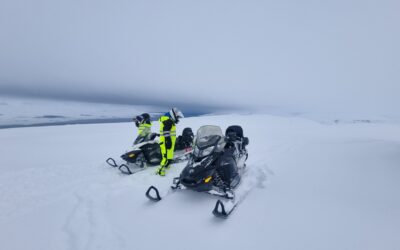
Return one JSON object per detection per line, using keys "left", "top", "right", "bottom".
{"left": 195, "top": 125, "right": 223, "bottom": 148}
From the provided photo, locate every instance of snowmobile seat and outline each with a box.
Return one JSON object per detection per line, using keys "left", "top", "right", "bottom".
{"left": 225, "top": 125, "right": 248, "bottom": 151}
{"left": 225, "top": 125, "right": 243, "bottom": 139}
{"left": 175, "top": 128, "right": 194, "bottom": 151}
{"left": 182, "top": 127, "right": 194, "bottom": 139}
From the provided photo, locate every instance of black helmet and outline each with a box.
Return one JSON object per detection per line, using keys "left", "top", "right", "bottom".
{"left": 141, "top": 113, "right": 151, "bottom": 123}
{"left": 133, "top": 115, "right": 144, "bottom": 127}
{"left": 141, "top": 113, "right": 150, "bottom": 119}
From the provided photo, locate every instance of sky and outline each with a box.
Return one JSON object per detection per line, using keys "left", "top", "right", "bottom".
{"left": 0, "top": 0, "right": 399, "bottom": 116}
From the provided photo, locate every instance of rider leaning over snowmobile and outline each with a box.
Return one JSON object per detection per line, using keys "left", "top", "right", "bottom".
{"left": 156, "top": 108, "right": 184, "bottom": 176}
{"left": 133, "top": 113, "right": 152, "bottom": 145}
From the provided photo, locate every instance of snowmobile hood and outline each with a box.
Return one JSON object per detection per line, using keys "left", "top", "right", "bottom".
{"left": 180, "top": 165, "right": 215, "bottom": 191}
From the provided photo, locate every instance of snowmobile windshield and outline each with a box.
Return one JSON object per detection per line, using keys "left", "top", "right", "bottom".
{"left": 195, "top": 125, "right": 223, "bottom": 149}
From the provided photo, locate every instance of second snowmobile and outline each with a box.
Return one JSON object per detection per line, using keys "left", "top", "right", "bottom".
{"left": 106, "top": 128, "right": 194, "bottom": 175}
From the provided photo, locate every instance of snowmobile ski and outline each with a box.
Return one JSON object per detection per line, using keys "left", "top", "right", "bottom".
{"left": 106, "top": 157, "right": 147, "bottom": 175}
{"left": 145, "top": 179, "right": 183, "bottom": 202}
{"left": 170, "top": 177, "right": 182, "bottom": 190}
{"left": 212, "top": 167, "right": 262, "bottom": 219}
{"left": 212, "top": 199, "right": 238, "bottom": 219}
{"left": 118, "top": 164, "right": 147, "bottom": 175}
{"left": 106, "top": 157, "right": 118, "bottom": 168}
{"left": 145, "top": 186, "right": 162, "bottom": 201}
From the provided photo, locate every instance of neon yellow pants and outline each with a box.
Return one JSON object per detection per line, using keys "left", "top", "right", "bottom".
{"left": 159, "top": 136, "right": 176, "bottom": 167}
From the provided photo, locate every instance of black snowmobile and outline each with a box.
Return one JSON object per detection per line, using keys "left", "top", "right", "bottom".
{"left": 106, "top": 128, "right": 194, "bottom": 175}
{"left": 146, "top": 125, "right": 249, "bottom": 216}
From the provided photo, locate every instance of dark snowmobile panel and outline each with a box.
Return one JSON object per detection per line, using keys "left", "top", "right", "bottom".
{"left": 141, "top": 143, "right": 162, "bottom": 165}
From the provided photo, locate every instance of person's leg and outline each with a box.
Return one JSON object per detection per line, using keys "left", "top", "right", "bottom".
{"left": 167, "top": 136, "right": 176, "bottom": 161}
{"left": 165, "top": 136, "right": 176, "bottom": 169}
{"left": 156, "top": 137, "right": 168, "bottom": 176}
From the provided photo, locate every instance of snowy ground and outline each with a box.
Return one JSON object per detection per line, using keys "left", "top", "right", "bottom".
{"left": 0, "top": 96, "right": 163, "bottom": 128}
{"left": 0, "top": 114, "right": 399, "bottom": 250}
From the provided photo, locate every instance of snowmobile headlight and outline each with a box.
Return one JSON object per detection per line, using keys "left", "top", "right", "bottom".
{"left": 200, "top": 146, "right": 214, "bottom": 157}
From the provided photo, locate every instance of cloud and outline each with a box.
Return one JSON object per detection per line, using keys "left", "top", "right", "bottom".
{"left": 0, "top": 0, "right": 399, "bottom": 116}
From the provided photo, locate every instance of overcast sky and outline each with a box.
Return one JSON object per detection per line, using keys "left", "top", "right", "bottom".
{"left": 0, "top": 0, "right": 399, "bottom": 116}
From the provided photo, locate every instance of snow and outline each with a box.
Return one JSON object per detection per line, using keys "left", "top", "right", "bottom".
{"left": 0, "top": 96, "right": 163, "bottom": 127}
{"left": 0, "top": 114, "right": 399, "bottom": 250}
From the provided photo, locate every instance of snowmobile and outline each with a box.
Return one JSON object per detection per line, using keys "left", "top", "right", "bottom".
{"left": 106, "top": 128, "right": 194, "bottom": 175}
{"left": 145, "top": 125, "right": 249, "bottom": 218}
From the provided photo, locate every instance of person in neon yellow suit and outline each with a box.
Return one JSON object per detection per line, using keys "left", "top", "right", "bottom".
{"left": 133, "top": 113, "right": 152, "bottom": 145}
{"left": 156, "top": 108, "right": 184, "bottom": 176}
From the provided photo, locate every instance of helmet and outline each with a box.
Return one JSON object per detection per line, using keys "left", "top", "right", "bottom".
{"left": 141, "top": 113, "right": 150, "bottom": 120}
{"left": 169, "top": 107, "right": 184, "bottom": 124}
{"left": 141, "top": 113, "right": 151, "bottom": 123}
{"left": 133, "top": 115, "right": 144, "bottom": 127}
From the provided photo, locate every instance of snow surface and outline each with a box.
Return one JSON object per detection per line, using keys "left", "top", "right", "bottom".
{"left": 0, "top": 114, "right": 399, "bottom": 250}
{"left": 0, "top": 96, "right": 163, "bottom": 127}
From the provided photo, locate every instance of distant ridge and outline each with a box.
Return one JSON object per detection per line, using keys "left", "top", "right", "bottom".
{"left": 0, "top": 112, "right": 207, "bottom": 129}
